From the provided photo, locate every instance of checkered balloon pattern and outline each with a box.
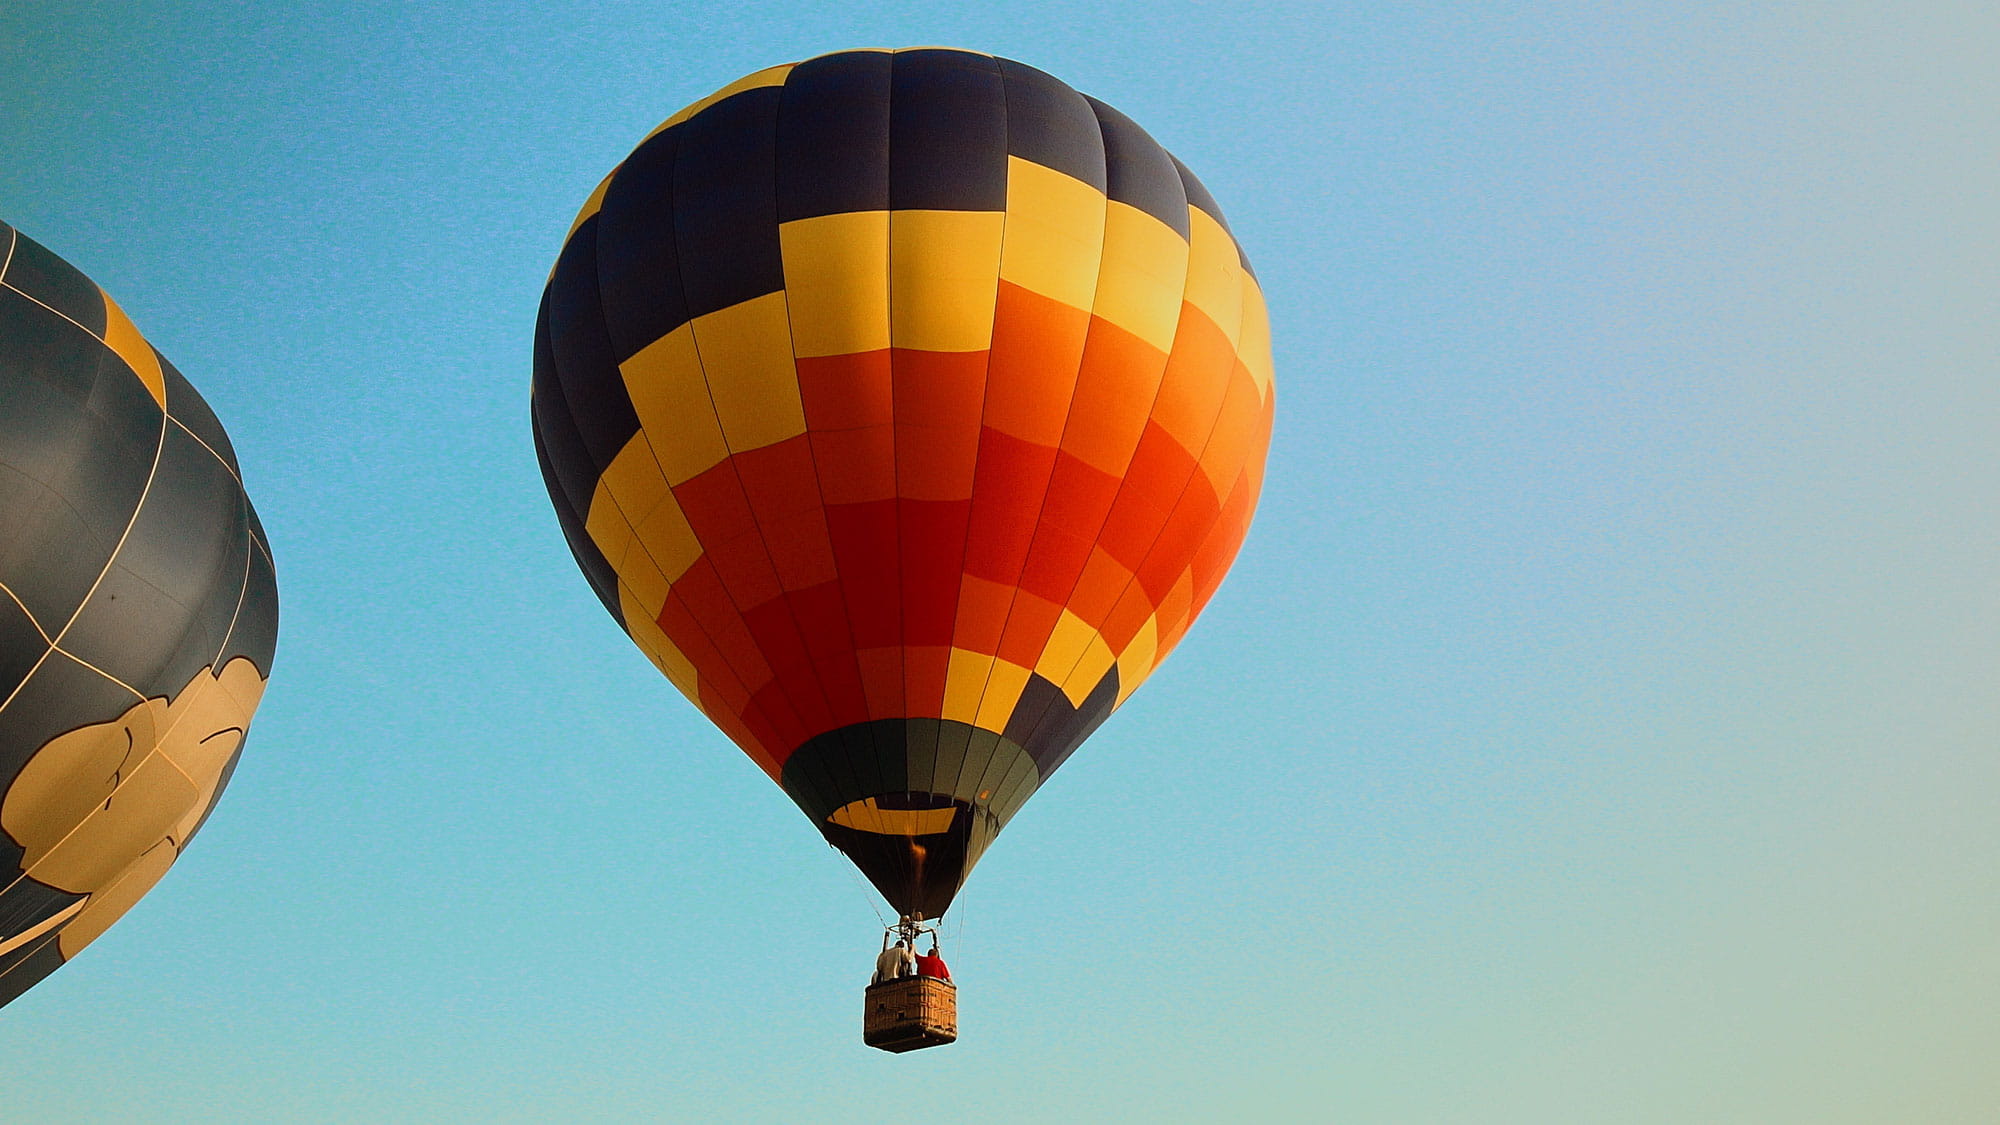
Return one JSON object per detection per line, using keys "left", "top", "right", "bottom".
{"left": 534, "top": 49, "right": 1272, "bottom": 917}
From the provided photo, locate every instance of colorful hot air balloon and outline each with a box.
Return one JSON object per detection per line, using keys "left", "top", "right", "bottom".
{"left": 534, "top": 48, "right": 1272, "bottom": 921}
{"left": 0, "top": 220, "right": 278, "bottom": 1008}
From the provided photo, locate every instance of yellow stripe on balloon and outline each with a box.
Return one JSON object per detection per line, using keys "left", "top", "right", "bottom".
{"left": 98, "top": 290, "right": 165, "bottom": 408}
{"left": 688, "top": 292, "right": 808, "bottom": 453}
{"left": 779, "top": 211, "right": 892, "bottom": 358}
{"left": 1182, "top": 208, "right": 1246, "bottom": 354}
{"left": 1089, "top": 202, "right": 1191, "bottom": 356}
{"left": 1237, "top": 275, "right": 1275, "bottom": 405}
{"left": 999, "top": 157, "right": 1107, "bottom": 314}
{"left": 619, "top": 323, "right": 730, "bottom": 484}
{"left": 646, "top": 63, "right": 796, "bottom": 140}
{"left": 889, "top": 210, "right": 1005, "bottom": 352}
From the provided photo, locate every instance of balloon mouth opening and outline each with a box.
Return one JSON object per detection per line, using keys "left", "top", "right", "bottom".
{"left": 829, "top": 796, "right": 958, "bottom": 836}
{"left": 822, "top": 793, "right": 989, "bottom": 919}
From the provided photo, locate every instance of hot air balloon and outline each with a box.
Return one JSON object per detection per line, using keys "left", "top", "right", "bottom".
{"left": 0, "top": 220, "right": 279, "bottom": 1009}
{"left": 532, "top": 48, "right": 1272, "bottom": 1045}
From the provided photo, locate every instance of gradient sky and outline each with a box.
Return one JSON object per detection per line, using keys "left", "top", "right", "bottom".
{"left": 2, "top": 3, "right": 1995, "bottom": 1122}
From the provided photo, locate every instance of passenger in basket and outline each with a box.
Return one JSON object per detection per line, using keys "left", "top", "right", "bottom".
{"left": 874, "top": 938, "right": 916, "bottom": 983}
{"left": 915, "top": 942, "right": 950, "bottom": 982}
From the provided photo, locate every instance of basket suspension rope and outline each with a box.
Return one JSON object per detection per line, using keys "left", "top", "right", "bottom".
{"left": 839, "top": 842, "right": 892, "bottom": 931}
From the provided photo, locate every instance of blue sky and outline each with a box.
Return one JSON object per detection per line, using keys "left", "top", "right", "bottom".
{"left": 2, "top": 3, "right": 1996, "bottom": 1121}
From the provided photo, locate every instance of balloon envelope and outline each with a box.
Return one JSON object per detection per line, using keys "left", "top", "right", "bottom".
{"left": 534, "top": 48, "right": 1272, "bottom": 917}
{"left": 0, "top": 220, "right": 278, "bottom": 1007}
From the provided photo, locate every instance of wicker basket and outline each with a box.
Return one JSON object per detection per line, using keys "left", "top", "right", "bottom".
{"left": 863, "top": 976, "right": 958, "bottom": 1052}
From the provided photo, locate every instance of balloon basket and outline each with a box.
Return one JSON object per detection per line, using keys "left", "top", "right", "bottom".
{"left": 863, "top": 976, "right": 957, "bottom": 1053}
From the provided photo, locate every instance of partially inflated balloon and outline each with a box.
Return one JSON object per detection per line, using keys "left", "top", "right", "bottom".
{"left": 0, "top": 220, "right": 278, "bottom": 1007}
{"left": 534, "top": 49, "right": 1272, "bottom": 917}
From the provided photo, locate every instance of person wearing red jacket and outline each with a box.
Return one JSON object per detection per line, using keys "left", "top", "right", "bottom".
{"left": 914, "top": 943, "right": 950, "bottom": 982}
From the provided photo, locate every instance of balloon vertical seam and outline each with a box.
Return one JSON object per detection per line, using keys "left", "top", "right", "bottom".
{"left": 768, "top": 60, "right": 890, "bottom": 832}
{"left": 0, "top": 357, "right": 169, "bottom": 722}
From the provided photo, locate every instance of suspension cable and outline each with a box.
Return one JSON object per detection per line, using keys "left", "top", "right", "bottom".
{"left": 836, "top": 843, "right": 891, "bottom": 931}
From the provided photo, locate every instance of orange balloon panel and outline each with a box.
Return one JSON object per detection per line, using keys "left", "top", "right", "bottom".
{"left": 533, "top": 48, "right": 1272, "bottom": 917}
